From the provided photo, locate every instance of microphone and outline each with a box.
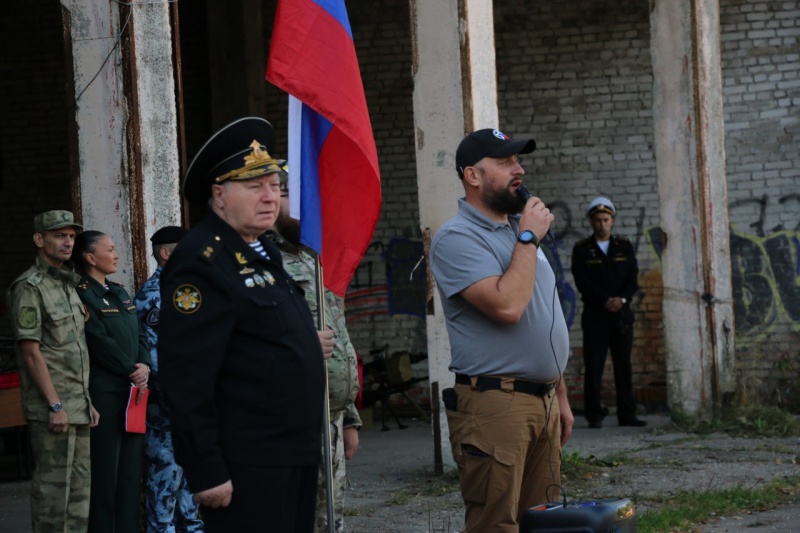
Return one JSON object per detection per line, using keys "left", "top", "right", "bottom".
{"left": 517, "top": 185, "right": 555, "bottom": 242}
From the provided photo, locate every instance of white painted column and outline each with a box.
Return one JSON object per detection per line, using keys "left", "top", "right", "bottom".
{"left": 130, "top": 1, "right": 182, "bottom": 278}
{"left": 411, "top": 0, "right": 498, "bottom": 469}
{"left": 62, "top": 0, "right": 181, "bottom": 289}
{"left": 650, "top": 1, "right": 735, "bottom": 416}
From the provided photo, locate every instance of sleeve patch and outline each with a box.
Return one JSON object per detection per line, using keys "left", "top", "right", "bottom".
{"left": 18, "top": 307, "right": 38, "bottom": 329}
{"left": 173, "top": 285, "right": 202, "bottom": 314}
{"left": 145, "top": 306, "right": 160, "bottom": 327}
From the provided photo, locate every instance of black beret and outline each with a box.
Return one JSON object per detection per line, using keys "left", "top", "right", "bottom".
{"left": 150, "top": 225, "right": 189, "bottom": 245}
{"left": 183, "top": 117, "right": 281, "bottom": 204}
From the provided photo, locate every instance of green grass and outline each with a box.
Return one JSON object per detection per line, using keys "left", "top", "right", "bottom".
{"left": 671, "top": 404, "right": 800, "bottom": 437}
{"left": 637, "top": 476, "right": 800, "bottom": 532}
{"left": 561, "top": 407, "right": 800, "bottom": 532}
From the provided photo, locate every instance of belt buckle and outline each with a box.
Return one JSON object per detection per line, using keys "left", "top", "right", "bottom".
{"left": 499, "top": 376, "right": 515, "bottom": 392}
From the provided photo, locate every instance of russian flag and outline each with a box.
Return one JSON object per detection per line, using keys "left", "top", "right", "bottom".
{"left": 266, "top": 0, "right": 382, "bottom": 296}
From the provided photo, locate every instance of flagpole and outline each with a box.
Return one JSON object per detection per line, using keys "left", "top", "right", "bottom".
{"left": 315, "top": 256, "right": 336, "bottom": 533}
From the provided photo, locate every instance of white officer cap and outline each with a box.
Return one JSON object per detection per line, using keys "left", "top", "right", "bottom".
{"left": 586, "top": 197, "right": 616, "bottom": 217}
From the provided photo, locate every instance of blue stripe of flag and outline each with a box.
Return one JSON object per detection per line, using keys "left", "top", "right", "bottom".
{"left": 312, "top": 0, "right": 353, "bottom": 38}
{"left": 299, "top": 103, "right": 333, "bottom": 254}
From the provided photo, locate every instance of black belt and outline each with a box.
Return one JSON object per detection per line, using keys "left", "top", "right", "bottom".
{"left": 455, "top": 375, "right": 554, "bottom": 397}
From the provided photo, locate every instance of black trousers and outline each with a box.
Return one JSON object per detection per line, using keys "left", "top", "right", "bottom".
{"left": 202, "top": 462, "right": 318, "bottom": 533}
{"left": 581, "top": 310, "right": 638, "bottom": 423}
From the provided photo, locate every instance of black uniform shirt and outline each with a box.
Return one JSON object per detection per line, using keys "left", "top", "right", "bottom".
{"left": 571, "top": 235, "right": 639, "bottom": 313}
{"left": 158, "top": 210, "right": 325, "bottom": 493}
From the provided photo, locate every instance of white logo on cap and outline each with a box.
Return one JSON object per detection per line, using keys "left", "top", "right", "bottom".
{"left": 492, "top": 129, "right": 509, "bottom": 140}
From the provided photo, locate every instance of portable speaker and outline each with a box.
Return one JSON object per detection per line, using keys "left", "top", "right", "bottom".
{"left": 519, "top": 497, "right": 637, "bottom": 533}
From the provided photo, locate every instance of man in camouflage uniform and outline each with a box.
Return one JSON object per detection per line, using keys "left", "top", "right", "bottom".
{"left": 134, "top": 225, "right": 204, "bottom": 533}
{"left": 6, "top": 210, "right": 99, "bottom": 533}
{"left": 270, "top": 180, "right": 361, "bottom": 533}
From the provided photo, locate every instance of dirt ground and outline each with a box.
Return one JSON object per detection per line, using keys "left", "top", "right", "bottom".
{"left": 344, "top": 415, "right": 800, "bottom": 533}
{"left": 1, "top": 413, "right": 799, "bottom": 532}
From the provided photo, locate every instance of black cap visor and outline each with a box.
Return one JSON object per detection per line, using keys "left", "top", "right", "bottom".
{"left": 489, "top": 138, "right": 536, "bottom": 159}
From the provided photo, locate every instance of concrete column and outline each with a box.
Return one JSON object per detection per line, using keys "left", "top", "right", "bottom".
{"left": 411, "top": 0, "right": 498, "bottom": 469}
{"left": 62, "top": 0, "right": 181, "bottom": 290}
{"left": 62, "top": 0, "right": 135, "bottom": 287}
{"left": 650, "top": 0, "right": 735, "bottom": 417}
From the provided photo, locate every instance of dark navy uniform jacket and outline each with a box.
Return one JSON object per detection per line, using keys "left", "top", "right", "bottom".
{"left": 571, "top": 235, "right": 639, "bottom": 321}
{"left": 158, "top": 210, "right": 325, "bottom": 493}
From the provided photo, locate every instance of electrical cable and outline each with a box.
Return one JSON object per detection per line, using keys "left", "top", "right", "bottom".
{"left": 71, "top": 0, "right": 178, "bottom": 109}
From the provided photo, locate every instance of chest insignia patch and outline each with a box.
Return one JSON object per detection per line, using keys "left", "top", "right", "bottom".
{"left": 235, "top": 252, "right": 248, "bottom": 265}
{"left": 253, "top": 274, "right": 266, "bottom": 288}
{"left": 244, "top": 277, "right": 255, "bottom": 288}
{"left": 239, "top": 267, "right": 255, "bottom": 275}
{"left": 173, "top": 285, "right": 202, "bottom": 314}
{"left": 263, "top": 271, "right": 276, "bottom": 285}
{"left": 18, "top": 307, "right": 38, "bottom": 329}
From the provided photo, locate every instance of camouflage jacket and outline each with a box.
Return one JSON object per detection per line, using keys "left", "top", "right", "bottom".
{"left": 134, "top": 266, "right": 169, "bottom": 430}
{"left": 6, "top": 256, "right": 93, "bottom": 423}
{"left": 267, "top": 232, "right": 361, "bottom": 428}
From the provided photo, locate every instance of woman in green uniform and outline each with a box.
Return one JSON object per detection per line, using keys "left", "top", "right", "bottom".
{"left": 72, "top": 230, "right": 151, "bottom": 533}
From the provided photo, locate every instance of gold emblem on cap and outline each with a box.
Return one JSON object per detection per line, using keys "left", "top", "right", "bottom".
{"left": 215, "top": 140, "right": 281, "bottom": 184}
{"left": 174, "top": 285, "right": 202, "bottom": 314}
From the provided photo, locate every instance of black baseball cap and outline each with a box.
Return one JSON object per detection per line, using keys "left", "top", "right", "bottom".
{"left": 455, "top": 128, "right": 536, "bottom": 178}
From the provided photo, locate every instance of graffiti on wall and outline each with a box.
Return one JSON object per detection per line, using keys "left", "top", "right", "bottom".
{"left": 646, "top": 193, "right": 800, "bottom": 342}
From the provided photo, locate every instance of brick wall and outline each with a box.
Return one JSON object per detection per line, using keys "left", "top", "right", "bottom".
{"left": 494, "top": 0, "right": 664, "bottom": 409}
{"left": 720, "top": 0, "right": 800, "bottom": 404}
{"left": 2, "top": 0, "right": 797, "bottom": 410}
{"left": 0, "top": 2, "right": 71, "bottom": 336}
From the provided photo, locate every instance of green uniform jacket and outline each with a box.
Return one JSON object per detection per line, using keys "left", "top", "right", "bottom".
{"left": 6, "top": 256, "right": 93, "bottom": 423}
{"left": 268, "top": 232, "right": 362, "bottom": 429}
{"left": 76, "top": 276, "right": 151, "bottom": 393}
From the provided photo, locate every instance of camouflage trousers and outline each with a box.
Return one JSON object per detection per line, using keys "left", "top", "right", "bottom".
{"left": 143, "top": 427, "right": 204, "bottom": 533}
{"left": 27, "top": 421, "right": 91, "bottom": 533}
{"left": 315, "top": 410, "right": 347, "bottom": 533}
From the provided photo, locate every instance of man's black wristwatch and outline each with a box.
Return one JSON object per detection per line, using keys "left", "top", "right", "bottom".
{"left": 518, "top": 230, "right": 539, "bottom": 248}
{"left": 48, "top": 402, "right": 62, "bottom": 413}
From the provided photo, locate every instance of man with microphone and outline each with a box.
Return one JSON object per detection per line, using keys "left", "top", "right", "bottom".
{"left": 431, "top": 128, "right": 574, "bottom": 532}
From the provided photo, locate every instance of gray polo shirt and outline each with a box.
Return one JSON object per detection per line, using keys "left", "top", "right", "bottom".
{"left": 430, "top": 198, "right": 569, "bottom": 382}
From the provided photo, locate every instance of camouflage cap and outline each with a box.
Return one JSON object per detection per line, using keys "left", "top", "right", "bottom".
{"left": 33, "top": 210, "right": 83, "bottom": 233}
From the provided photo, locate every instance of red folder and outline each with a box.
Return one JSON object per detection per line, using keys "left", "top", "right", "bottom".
{"left": 125, "top": 385, "right": 149, "bottom": 434}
